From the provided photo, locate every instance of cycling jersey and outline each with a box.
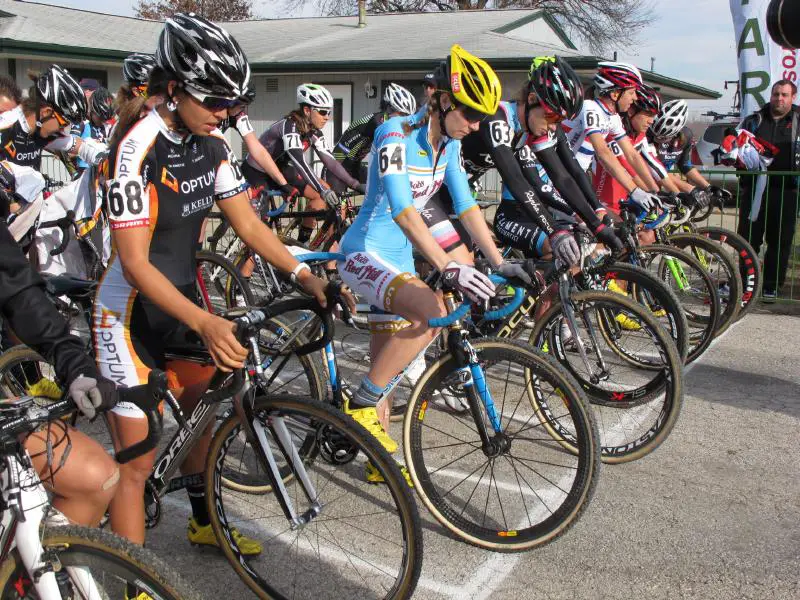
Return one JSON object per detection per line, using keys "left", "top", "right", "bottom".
{"left": 594, "top": 132, "right": 668, "bottom": 212}
{"left": 334, "top": 111, "right": 385, "bottom": 178}
{"left": 339, "top": 115, "right": 475, "bottom": 311}
{"left": 0, "top": 107, "right": 75, "bottom": 170}
{"left": 562, "top": 99, "right": 627, "bottom": 171}
{"left": 93, "top": 110, "right": 246, "bottom": 410}
{"left": 243, "top": 116, "right": 359, "bottom": 193}
{"left": 74, "top": 121, "right": 109, "bottom": 171}
{"left": 647, "top": 126, "right": 695, "bottom": 174}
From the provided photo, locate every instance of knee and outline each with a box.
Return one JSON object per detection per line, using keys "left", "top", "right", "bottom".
{"left": 83, "top": 458, "right": 120, "bottom": 504}
{"left": 116, "top": 456, "right": 154, "bottom": 487}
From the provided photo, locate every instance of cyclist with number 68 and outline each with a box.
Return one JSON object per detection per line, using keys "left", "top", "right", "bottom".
{"left": 92, "top": 14, "right": 343, "bottom": 563}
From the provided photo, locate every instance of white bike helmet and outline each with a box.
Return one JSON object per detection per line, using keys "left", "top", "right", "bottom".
{"left": 652, "top": 99, "right": 689, "bottom": 140}
{"left": 594, "top": 61, "right": 643, "bottom": 92}
{"left": 36, "top": 65, "right": 87, "bottom": 124}
{"left": 123, "top": 53, "right": 157, "bottom": 86}
{"left": 383, "top": 83, "right": 416, "bottom": 116}
{"left": 157, "top": 13, "right": 250, "bottom": 100}
{"left": 297, "top": 83, "right": 333, "bottom": 109}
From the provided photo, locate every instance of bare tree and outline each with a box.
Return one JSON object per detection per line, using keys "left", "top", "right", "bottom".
{"left": 280, "top": 0, "right": 655, "bottom": 53}
{"left": 134, "top": 0, "right": 254, "bottom": 21}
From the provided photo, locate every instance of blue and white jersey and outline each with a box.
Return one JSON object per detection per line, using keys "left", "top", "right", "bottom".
{"left": 561, "top": 99, "right": 627, "bottom": 170}
{"left": 340, "top": 114, "right": 476, "bottom": 270}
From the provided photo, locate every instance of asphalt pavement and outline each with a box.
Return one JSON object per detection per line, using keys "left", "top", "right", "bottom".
{"left": 140, "top": 309, "right": 800, "bottom": 600}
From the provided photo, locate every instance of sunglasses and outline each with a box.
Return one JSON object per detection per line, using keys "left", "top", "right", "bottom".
{"left": 315, "top": 108, "right": 332, "bottom": 117}
{"left": 184, "top": 85, "right": 239, "bottom": 110}
{"left": 458, "top": 104, "right": 488, "bottom": 124}
{"left": 44, "top": 110, "right": 69, "bottom": 127}
{"left": 538, "top": 103, "right": 566, "bottom": 124}
{"left": 131, "top": 84, "right": 149, "bottom": 98}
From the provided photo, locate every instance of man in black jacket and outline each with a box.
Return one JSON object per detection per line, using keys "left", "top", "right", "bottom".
{"left": 0, "top": 217, "right": 114, "bottom": 415}
{"left": 737, "top": 79, "right": 800, "bottom": 301}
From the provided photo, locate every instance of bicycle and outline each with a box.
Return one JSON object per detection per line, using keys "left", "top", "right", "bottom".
{"left": 0, "top": 373, "right": 200, "bottom": 599}
{"left": 139, "top": 290, "right": 422, "bottom": 599}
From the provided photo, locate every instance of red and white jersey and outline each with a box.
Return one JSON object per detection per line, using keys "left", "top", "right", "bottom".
{"left": 562, "top": 99, "right": 627, "bottom": 171}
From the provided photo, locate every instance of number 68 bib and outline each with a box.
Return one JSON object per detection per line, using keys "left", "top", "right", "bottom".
{"left": 107, "top": 176, "right": 148, "bottom": 230}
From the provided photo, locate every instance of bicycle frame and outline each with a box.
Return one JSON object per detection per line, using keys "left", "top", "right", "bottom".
{"left": 0, "top": 452, "right": 104, "bottom": 599}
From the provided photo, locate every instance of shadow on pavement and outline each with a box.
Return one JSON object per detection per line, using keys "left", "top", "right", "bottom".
{"left": 686, "top": 363, "right": 800, "bottom": 417}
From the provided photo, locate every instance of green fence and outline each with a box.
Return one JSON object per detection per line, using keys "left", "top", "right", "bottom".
{"left": 692, "top": 168, "right": 800, "bottom": 303}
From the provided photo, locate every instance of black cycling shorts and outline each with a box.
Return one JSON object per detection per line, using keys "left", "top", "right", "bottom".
{"left": 493, "top": 201, "right": 548, "bottom": 258}
{"left": 242, "top": 161, "right": 306, "bottom": 194}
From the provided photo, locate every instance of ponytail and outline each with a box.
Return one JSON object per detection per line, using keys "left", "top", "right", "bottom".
{"left": 110, "top": 66, "right": 171, "bottom": 153}
{"left": 403, "top": 94, "right": 438, "bottom": 135}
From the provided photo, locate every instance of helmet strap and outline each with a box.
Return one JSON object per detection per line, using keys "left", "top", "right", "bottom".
{"left": 436, "top": 92, "right": 456, "bottom": 139}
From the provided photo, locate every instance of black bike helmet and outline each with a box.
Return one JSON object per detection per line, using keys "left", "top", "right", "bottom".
{"left": 123, "top": 53, "right": 157, "bottom": 86}
{"left": 527, "top": 56, "right": 584, "bottom": 121}
{"left": 156, "top": 12, "right": 250, "bottom": 100}
{"left": 633, "top": 83, "right": 662, "bottom": 114}
{"left": 90, "top": 87, "right": 114, "bottom": 122}
{"left": 36, "top": 65, "right": 87, "bottom": 124}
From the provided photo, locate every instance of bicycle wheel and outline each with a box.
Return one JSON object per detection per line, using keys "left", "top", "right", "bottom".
{"left": 404, "top": 339, "right": 599, "bottom": 551}
{"left": 528, "top": 291, "right": 683, "bottom": 463}
{"left": 196, "top": 250, "right": 254, "bottom": 311}
{"left": 667, "top": 232, "right": 742, "bottom": 335}
{"left": 637, "top": 245, "right": 720, "bottom": 363}
{"left": 696, "top": 226, "right": 761, "bottom": 320}
{"left": 206, "top": 394, "right": 422, "bottom": 600}
{"left": 0, "top": 524, "right": 200, "bottom": 599}
{"left": 0, "top": 345, "right": 61, "bottom": 401}
{"left": 592, "top": 263, "right": 689, "bottom": 364}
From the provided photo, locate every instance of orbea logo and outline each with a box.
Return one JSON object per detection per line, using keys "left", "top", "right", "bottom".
{"left": 451, "top": 73, "right": 461, "bottom": 93}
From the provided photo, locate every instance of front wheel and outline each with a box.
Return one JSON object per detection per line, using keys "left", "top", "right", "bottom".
{"left": 403, "top": 339, "right": 600, "bottom": 551}
{"left": 206, "top": 394, "right": 422, "bottom": 600}
{"left": 0, "top": 525, "right": 201, "bottom": 599}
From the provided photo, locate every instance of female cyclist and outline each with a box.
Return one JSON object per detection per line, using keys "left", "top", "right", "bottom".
{"left": 92, "top": 14, "right": 337, "bottom": 557}
{"left": 0, "top": 65, "right": 105, "bottom": 172}
{"left": 241, "top": 83, "right": 364, "bottom": 242}
{"left": 337, "top": 45, "right": 528, "bottom": 458}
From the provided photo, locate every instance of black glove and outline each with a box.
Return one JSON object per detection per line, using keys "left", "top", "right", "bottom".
{"left": 677, "top": 191, "right": 697, "bottom": 209}
{"left": 595, "top": 225, "right": 624, "bottom": 254}
{"left": 707, "top": 185, "right": 733, "bottom": 202}
{"left": 280, "top": 184, "right": 298, "bottom": 200}
{"left": 355, "top": 182, "right": 367, "bottom": 195}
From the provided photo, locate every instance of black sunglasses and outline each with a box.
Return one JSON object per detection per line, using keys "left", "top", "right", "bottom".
{"left": 459, "top": 104, "right": 488, "bottom": 123}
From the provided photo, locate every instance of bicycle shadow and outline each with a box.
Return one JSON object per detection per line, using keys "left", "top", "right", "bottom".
{"left": 686, "top": 363, "right": 800, "bottom": 418}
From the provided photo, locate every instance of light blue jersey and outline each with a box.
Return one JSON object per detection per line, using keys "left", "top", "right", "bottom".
{"left": 340, "top": 114, "right": 476, "bottom": 272}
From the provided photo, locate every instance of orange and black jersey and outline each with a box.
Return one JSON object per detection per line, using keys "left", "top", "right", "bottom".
{"left": 104, "top": 109, "right": 246, "bottom": 285}
{"left": 0, "top": 107, "right": 75, "bottom": 170}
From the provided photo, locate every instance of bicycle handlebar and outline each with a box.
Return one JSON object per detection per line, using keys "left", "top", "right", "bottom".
{"left": 428, "top": 273, "right": 525, "bottom": 327}
{"left": 0, "top": 370, "right": 167, "bottom": 465}
{"left": 37, "top": 210, "right": 76, "bottom": 256}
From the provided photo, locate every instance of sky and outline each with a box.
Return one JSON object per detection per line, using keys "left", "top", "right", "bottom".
{"left": 37, "top": 0, "right": 740, "bottom": 116}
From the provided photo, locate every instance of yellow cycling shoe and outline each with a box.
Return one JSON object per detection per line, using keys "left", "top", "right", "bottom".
{"left": 343, "top": 398, "right": 398, "bottom": 454}
{"left": 615, "top": 313, "right": 642, "bottom": 331}
{"left": 651, "top": 307, "right": 667, "bottom": 318}
{"left": 125, "top": 591, "right": 153, "bottom": 600}
{"left": 187, "top": 517, "right": 262, "bottom": 556}
{"left": 606, "top": 279, "right": 629, "bottom": 296}
{"left": 365, "top": 460, "right": 413, "bottom": 488}
{"left": 26, "top": 378, "right": 62, "bottom": 400}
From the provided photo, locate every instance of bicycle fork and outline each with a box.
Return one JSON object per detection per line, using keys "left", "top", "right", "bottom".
{"left": 558, "top": 273, "right": 610, "bottom": 384}
{"left": 235, "top": 338, "right": 321, "bottom": 529}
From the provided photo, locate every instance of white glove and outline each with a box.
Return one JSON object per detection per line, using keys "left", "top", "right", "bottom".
{"left": 550, "top": 230, "right": 581, "bottom": 266}
{"left": 322, "top": 188, "right": 340, "bottom": 208}
{"left": 442, "top": 261, "right": 496, "bottom": 304}
{"left": 77, "top": 138, "right": 109, "bottom": 166}
{"left": 68, "top": 375, "right": 105, "bottom": 420}
{"left": 495, "top": 261, "right": 532, "bottom": 285}
{"left": 234, "top": 112, "right": 254, "bottom": 137}
{"left": 629, "top": 187, "right": 661, "bottom": 212}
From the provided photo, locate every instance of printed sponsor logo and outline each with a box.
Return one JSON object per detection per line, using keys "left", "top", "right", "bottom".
{"left": 117, "top": 137, "right": 139, "bottom": 177}
{"left": 451, "top": 73, "right": 461, "bottom": 92}
{"left": 99, "top": 308, "right": 121, "bottom": 329}
{"left": 4, "top": 141, "right": 15, "bottom": 158}
{"left": 110, "top": 218, "right": 149, "bottom": 230}
{"left": 181, "top": 195, "right": 213, "bottom": 217}
{"left": 161, "top": 168, "right": 179, "bottom": 193}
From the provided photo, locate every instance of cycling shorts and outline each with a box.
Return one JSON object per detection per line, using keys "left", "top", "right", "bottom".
{"left": 493, "top": 201, "right": 548, "bottom": 258}
{"left": 241, "top": 161, "right": 306, "bottom": 194}
{"left": 337, "top": 251, "right": 414, "bottom": 314}
{"left": 93, "top": 281, "right": 212, "bottom": 418}
{"left": 419, "top": 192, "right": 471, "bottom": 253}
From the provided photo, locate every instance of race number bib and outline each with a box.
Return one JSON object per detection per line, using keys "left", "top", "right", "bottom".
{"left": 283, "top": 133, "right": 303, "bottom": 151}
{"left": 488, "top": 120, "right": 512, "bottom": 147}
{"left": 107, "top": 176, "right": 148, "bottom": 230}
{"left": 378, "top": 143, "right": 406, "bottom": 176}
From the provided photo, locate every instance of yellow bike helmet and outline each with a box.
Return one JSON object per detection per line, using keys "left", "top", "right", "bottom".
{"left": 434, "top": 44, "right": 501, "bottom": 117}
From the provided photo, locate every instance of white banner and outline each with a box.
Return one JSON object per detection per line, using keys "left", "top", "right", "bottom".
{"left": 730, "top": 0, "right": 800, "bottom": 117}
